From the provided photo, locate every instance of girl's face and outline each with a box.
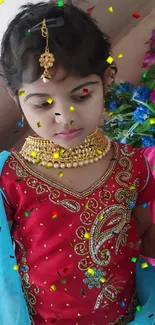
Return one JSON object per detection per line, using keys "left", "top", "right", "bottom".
{"left": 18, "top": 66, "right": 108, "bottom": 149}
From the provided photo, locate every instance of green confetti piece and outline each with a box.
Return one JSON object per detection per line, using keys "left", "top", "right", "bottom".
{"left": 153, "top": 165, "right": 155, "bottom": 170}
{"left": 111, "top": 157, "right": 117, "bottom": 161}
{"left": 24, "top": 211, "right": 30, "bottom": 217}
{"left": 141, "top": 72, "right": 147, "bottom": 79}
{"left": 57, "top": 0, "right": 64, "bottom": 7}
{"left": 80, "top": 288, "right": 85, "bottom": 295}
{"left": 14, "top": 129, "right": 19, "bottom": 133}
{"left": 131, "top": 257, "right": 137, "bottom": 263}
{"left": 24, "top": 30, "right": 31, "bottom": 36}
{"left": 15, "top": 178, "right": 21, "bottom": 182}
{"left": 136, "top": 305, "right": 142, "bottom": 312}
{"left": 61, "top": 278, "right": 67, "bottom": 284}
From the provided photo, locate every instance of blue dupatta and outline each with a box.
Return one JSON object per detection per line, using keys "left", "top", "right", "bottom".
{"left": 0, "top": 150, "right": 31, "bottom": 325}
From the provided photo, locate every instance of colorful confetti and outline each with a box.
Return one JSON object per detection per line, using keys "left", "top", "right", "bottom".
{"left": 108, "top": 111, "right": 113, "bottom": 116}
{"left": 84, "top": 204, "right": 89, "bottom": 210}
{"left": 19, "top": 90, "right": 26, "bottom": 96}
{"left": 24, "top": 29, "right": 31, "bottom": 36}
{"left": 55, "top": 112, "right": 61, "bottom": 116}
{"left": 84, "top": 232, "right": 90, "bottom": 240}
{"left": 30, "top": 151, "right": 37, "bottom": 158}
{"left": 131, "top": 257, "right": 137, "bottom": 263}
{"left": 46, "top": 163, "right": 53, "bottom": 168}
{"left": 96, "top": 149, "right": 103, "bottom": 155}
{"left": 50, "top": 284, "right": 57, "bottom": 291}
{"left": 0, "top": 0, "right": 4, "bottom": 4}
{"left": 150, "top": 118, "right": 155, "bottom": 125}
{"left": 136, "top": 305, "right": 142, "bottom": 312}
{"left": 106, "top": 56, "right": 114, "bottom": 64}
{"left": 141, "top": 72, "right": 147, "bottom": 79}
{"left": 142, "top": 202, "right": 147, "bottom": 208}
{"left": 24, "top": 211, "right": 30, "bottom": 217}
{"left": 69, "top": 106, "right": 75, "bottom": 112}
{"left": 98, "top": 214, "right": 104, "bottom": 220}
{"left": 108, "top": 7, "right": 113, "bottom": 13}
{"left": 87, "top": 268, "right": 95, "bottom": 276}
{"left": 120, "top": 301, "right": 126, "bottom": 307}
{"left": 100, "top": 277, "right": 106, "bottom": 283}
{"left": 57, "top": 0, "right": 64, "bottom": 7}
{"left": 58, "top": 171, "right": 64, "bottom": 177}
{"left": 37, "top": 121, "right": 42, "bottom": 127}
{"left": 13, "top": 264, "right": 19, "bottom": 271}
{"left": 117, "top": 53, "right": 123, "bottom": 58}
{"left": 133, "top": 12, "right": 140, "bottom": 19}
{"left": 141, "top": 262, "right": 148, "bottom": 269}
{"left": 129, "top": 185, "right": 136, "bottom": 190}
{"left": 46, "top": 97, "right": 54, "bottom": 104}
{"left": 53, "top": 152, "right": 60, "bottom": 159}
{"left": 17, "top": 120, "right": 23, "bottom": 127}
{"left": 111, "top": 157, "right": 117, "bottom": 161}
{"left": 129, "top": 202, "right": 135, "bottom": 209}
{"left": 61, "top": 278, "right": 67, "bottom": 284}
{"left": 14, "top": 129, "right": 19, "bottom": 134}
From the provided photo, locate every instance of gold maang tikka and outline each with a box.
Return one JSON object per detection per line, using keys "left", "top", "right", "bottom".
{"left": 39, "top": 19, "right": 55, "bottom": 80}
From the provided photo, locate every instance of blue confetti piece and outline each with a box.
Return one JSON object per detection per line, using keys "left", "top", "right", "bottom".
{"left": 120, "top": 301, "right": 126, "bottom": 307}
{"left": 20, "top": 266, "right": 27, "bottom": 271}
{"left": 148, "top": 314, "right": 154, "bottom": 318}
{"left": 142, "top": 202, "right": 147, "bottom": 208}
{"left": 17, "top": 120, "right": 23, "bottom": 127}
{"left": 112, "top": 231, "right": 118, "bottom": 236}
{"left": 129, "top": 202, "right": 135, "bottom": 209}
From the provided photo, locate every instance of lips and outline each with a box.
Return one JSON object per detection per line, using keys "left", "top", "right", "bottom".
{"left": 56, "top": 129, "right": 82, "bottom": 135}
{"left": 55, "top": 128, "right": 83, "bottom": 140}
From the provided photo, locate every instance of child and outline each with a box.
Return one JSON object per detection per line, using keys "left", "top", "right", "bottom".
{"left": 0, "top": 2, "right": 155, "bottom": 325}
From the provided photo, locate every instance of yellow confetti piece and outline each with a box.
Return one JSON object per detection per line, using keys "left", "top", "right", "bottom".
{"left": 58, "top": 171, "right": 64, "bottom": 177}
{"left": 106, "top": 56, "right": 114, "bottom": 64}
{"left": 52, "top": 214, "right": 58, "bottom": 219}
{"left": 129, "top": 185, "right": 135, "bottom": 190}
{"left": 96, "top": 149, "right": 103, "bottom": 156}
{"left": 59, "top": 148, "right": 65, "bottom": 155}
{"left": 30, "top": 151, "right": 37, "bottom": 158}
{"left": 150, "top": 118, "right": 155, "bottom": 125}
{"left": 69, "top": 106, "right": 75, "bottom": 112}
{"left": 34, "top": 158, "right": 41, "bottom": 165}
{"left": 50, "top": 284, "right": 57, "bottom": 291}
{"left": 117, "top": 53, "right": 123, "bottom": 58}
{"left": 53, "top": 152, "right": 60, "bottom": 159}
{"left": 37, "top": 121, "right": 42, "bottom": 127}
{"left": 0, "top": 0, "right": 4, "bottom": 4}
{"left": 84, "top": 232, "right": 90, "bottom": 239}
{"left": 87, "top": 268, "right": 95, "bottom": 276}
{"left": 108, "top": 111, "right": 113, "bottom": 116}
{"left": 84, "top": 204, "right": 89, "bottom": 210}
{"left": 46, "top": 163, "right": 53, "bottom": 168}
{"left": 108, "top": 7, "right": 113, "bottom": 13}
{"left": 19, "top": 90, "right": 26, "bottom": 96}
{"left": 98, "top": 214, "right": 104, "bottom": 220}
{"left": 46, "top": 97, "right": 54, "bottom": 104}
{"left": 141, "top": 262, "right": 148, "bottom": 269}
{"left": 100, "top": 277, "right": 106, "bottom": 283}
{"left": 13, "top": 264, "right": 19, "bottom": 271}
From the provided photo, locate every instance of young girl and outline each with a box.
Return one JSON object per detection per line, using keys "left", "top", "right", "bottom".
{"left": 0, "top": 2, "right": 155, "bottom": 325}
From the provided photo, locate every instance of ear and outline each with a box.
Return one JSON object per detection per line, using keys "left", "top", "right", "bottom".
{"left": 7, "top": 88, "right": 18, "bottom": 106}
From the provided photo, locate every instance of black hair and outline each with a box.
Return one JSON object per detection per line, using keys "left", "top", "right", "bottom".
{"left": 0, "top": 1, "right": 112, "bottom": 95}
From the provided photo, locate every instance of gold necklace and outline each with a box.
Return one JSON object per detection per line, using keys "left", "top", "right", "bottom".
{"left": 20, "top": 128, "right": 111, "bottom": 169}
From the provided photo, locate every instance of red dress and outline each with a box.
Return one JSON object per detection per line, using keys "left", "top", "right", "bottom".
{"left": 1, "top": 141, "right": 155, "bottom": 325}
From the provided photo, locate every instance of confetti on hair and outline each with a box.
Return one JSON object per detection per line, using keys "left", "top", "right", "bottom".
{"left": 50, "top": 284, "right": 57, "bottom": 291}
{"left": 46, "top": 97, "right": 54, "bottom": 104}
{"left": 86, "top": 6, "right": 95, "bottom": 17}
{"left": 136, "top": 305, "right": 142, "bottom": 312}
{"left": 24, "top": 211, "right": 30, "bottom": 217}
{"left": 142, "top": 72, "right": 147, "bottom": 79}
{"left": 53, "top": 152, "right": 60, "bottom": 159}
{"left": 100, "top": 277, "right": 106, "bottom": 283}
{"left": 108, "top": 7, "right": 113, "bottom": 13}
{"left": 69, "top": 106, "right": 75, "bottom": 112}
{"left": 55, "top": 112, "right": 61, "bottom": 116}
{"left": 13, "top": 264, "right": 19, "bottom": 271}
{"left": 142, "top": 202, "right": 147, "bottom": 208}
{"left": 106, "top": 56, "right": 114, "bottom": 64}
{"left": 24, "top": 29, "right": 31, "bottom": 36}
{"left": 141, "top": 262, "right": 148, "bottom": 269}
{"left": 117, "top": 53, "right": 123, "bottom": 58}
{"left": 37, "top": 121, "right": 42, "bottom": 127}
{"left": 83, "top": 88, "right": 88, "bottom": 93}
{"left": 120, "top": 301, "right": 126, "bottom": 307}
{"left": 131, "top": 257, "right": 137, "bottom": 263}
{"left": 87, "top": 268, "right": 95, "bottom": 276}
{"left": 57, "top": 0, "right": 64, "bottom": 7}
{"left": 84, "top": 232, "right": 90, "bottom": 240}
{"left": 133, "top": 12, "right": 140, "bottom": 19}
{"left": 19, "top": 90, "right": 26, "bottom": 96}
{"left": 150, "top": 118, "right": 155, "bottom": 125}
{"left": 58, "top": 171, "right": 64, "bottom": 177}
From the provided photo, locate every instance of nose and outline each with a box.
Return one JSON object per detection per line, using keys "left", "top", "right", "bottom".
{"left": 54, "top": 100, "right": 76, "bottom": 125}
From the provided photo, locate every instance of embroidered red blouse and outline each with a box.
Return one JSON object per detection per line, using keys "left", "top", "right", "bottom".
{"left": 1, "top": 141, "right": 155, "bottom": 325}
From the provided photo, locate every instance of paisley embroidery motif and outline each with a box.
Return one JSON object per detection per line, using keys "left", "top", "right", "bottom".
{"left": 60, "top": 199, "right": 81, "bottom": 212}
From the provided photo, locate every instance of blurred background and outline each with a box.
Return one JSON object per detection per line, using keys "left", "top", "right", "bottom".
{"left": 0, "top": 0, "right": 155, "bottom": 151}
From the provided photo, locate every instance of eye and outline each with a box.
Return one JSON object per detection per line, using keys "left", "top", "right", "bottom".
{"left": 32, "top": 102, "right": 53, "bottom": 109}
{"left": 72, "top": 93, "right": 92, "bottom": 102}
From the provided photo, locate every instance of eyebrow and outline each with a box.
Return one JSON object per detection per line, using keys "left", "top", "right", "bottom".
{"left": 24, "top": 81, "right": 99, "bottom": 102}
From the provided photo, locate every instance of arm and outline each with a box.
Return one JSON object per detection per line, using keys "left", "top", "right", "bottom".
{"left": 133, "top": 205, "right": 155, "bottom": 258}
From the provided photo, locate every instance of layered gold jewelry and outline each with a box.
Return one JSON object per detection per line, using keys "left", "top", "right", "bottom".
{"left": 20, "top": 128, "right": 111, "bottom": 169}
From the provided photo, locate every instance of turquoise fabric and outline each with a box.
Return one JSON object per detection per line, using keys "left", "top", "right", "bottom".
{"left": 0, "top": 151, "right": 31, "bottom": 325}
{"left": 0, "top": 150, "right": 155, "bottom": 324}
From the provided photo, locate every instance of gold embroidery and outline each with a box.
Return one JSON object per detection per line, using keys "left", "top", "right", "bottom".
{"left": 109, "top": 293, "right": 138, "bottom": 325}
{"left": 14, "top": 240, "right": 38, "bottom": 325}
